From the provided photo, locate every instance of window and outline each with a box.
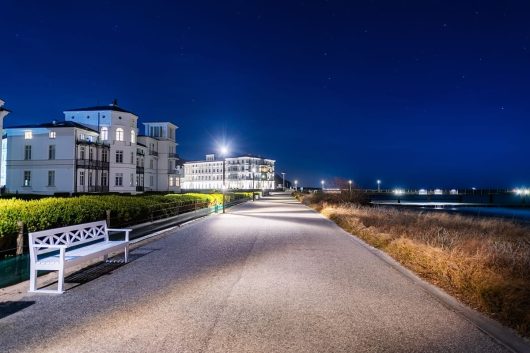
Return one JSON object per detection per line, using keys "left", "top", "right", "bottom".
{"left": 116, "top": 150, "right": 123, "bottom": 163}
{"left": 48, "top": 145, "right": 56, "bottom": 160}
{"left": 24, "top": 145, "right": 32, "bottom": 160}
{"left": 116, "top": 128, "right": 124, "bottom": 141}
{"left": 23, "top": 171, "right": 31, "bottom": 186}
{"left": 169, "top": 177, "right": 174, "bottom": 187}
{"left": 24, "top": 131, "right": 32, "bottom": 140}
{"left": 102, "top": 172, "right": 108, "bottom": 186}
{"left": 79, "top": 146, "right": 85, "bottom": 160}
{"left": 100, "top": 127, "right": 108, "bottom": 141}
{"left": 115, "top": 173, "right": 123, "bottom": 187}
{"left": 150, "top": 175, "right": 154, "bottom": 186}
{"left": 47, "top": 171, "right": 55, "bottom": 186}
{"left": 49, "top": 131, "right": 56, "bottom": 139}
{"left": 150, "top": 159, "right": 153, "bottom": 169}
{"left": 79, "top": 171, "right": 85, "bottom": 186}
{"left": 130, "top": 152, "right": 134, "bottom": 164}
{"left": 88, "top": 172, "right": 93, "bottom": 186}
{"left": 169, "top": 160, "right": 172, "bottom": 170}
{"left": 102, "top": 149, "right": 109, "bottom": 162}
{"left": 130, "top": 173, "right": 134, "bottom": 186}
{"left": 79, "top": 133, "right": 85, "bottom": 140}
{"left": 89, "top": 148, "right": 94, "bottom": 160}
{"left": 131, "top": 130, "right": 136, "bottom": 143}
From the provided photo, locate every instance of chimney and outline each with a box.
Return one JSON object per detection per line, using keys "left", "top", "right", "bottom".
{"left": 112, "top": 98, "right": 118, "bottom": 106}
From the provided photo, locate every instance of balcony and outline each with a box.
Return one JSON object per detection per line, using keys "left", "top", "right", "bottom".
{"left": 167, "top": 169, "right": 177, "bottom": 174}
{"left": 136, "top": 186, "right": 144, "bottom": 192}
{"left": 136, "top": 166, "right": 145, "bottom": 174}
{"left": 137, "top": 149, "right": 145, "bottom": 156}
{"left": 76, "top": 159, "right": 110, "bottom": 170}
{"left": 76, "top": 139, "right": 110, "bottom": 147}
{"left": 168, "top": 152, "right": 179, "bottom": 159}
{"left": 149, "top": 150, "right": 158, "bottom": 156}
{"left": 87, "top": 185, "right": 109, "bottom": 193}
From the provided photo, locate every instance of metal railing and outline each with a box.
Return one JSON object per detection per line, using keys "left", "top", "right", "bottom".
{"left": 76, "top": 159, "right": 110, "bottom": 169}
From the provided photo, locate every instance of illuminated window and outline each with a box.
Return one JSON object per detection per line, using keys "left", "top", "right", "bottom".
{"left": 116, "top": 128, "right": 124, "bottom": 141}
{"left": 23, "top": 171, "right": 31, "bottom": 186}
{"left": 130, "top": 130, "right": 136, "bottom": 143}
{"left": 24, "top": 131, "right": 32, "bottom": 139}
{"left": 49, "top": 131, "right": 56, "bottom": 139}
{"left": 100, "top": 127, "right": 108, "bottom": 141}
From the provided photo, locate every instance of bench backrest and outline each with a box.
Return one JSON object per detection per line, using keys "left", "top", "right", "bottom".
{"left": 29, "top": 220, "right": 109, "bottom": 256}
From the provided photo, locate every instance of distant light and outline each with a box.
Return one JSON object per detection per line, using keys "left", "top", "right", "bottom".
{"left": 348, "top": 180, "right": 352, "bottom": 184}
{"left": 294, "top": 180, "right": 298, "bottom": 184}
{"left": 418, "top": 189, "right": 427, "bottom": 195}
{"left": 434, "top": 189, "right": 443, "bottom": 195}
{"left": 450, "top": 189, "right": 458, "bottom": 195}
{"left": 377, "top": 179, "right": 381, "bottom": 184}
{"left": 515, "top": 188, "right": 530, "bottom": 196}
{"left": 220, "top": 146, "right": 229, "bottom": 155}
{"left": 472, "top": 187, "right": 476, "bottom": 191}
{"left": 393, "top": 189, "right": 404, "bottom": 196}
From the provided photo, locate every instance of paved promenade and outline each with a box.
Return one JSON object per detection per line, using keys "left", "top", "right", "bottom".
{"left": 0, "top": 193, "right": 511, "bottom": 352}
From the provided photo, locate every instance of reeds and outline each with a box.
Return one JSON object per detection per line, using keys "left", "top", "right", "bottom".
{"left": 304, "top": 194, "right": 530, "bottom": 337}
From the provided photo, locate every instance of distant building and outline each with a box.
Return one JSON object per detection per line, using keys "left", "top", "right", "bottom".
{"left": 182, "top": 154, "right": 275, "bottom": 190}
{"left": 2, "top": 101, "right": 181, "bottom": 194}
{"left": 0, "top": 99, "right": 11, "bottom": 190}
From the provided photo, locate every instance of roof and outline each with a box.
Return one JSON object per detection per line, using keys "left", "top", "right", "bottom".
{"left": 5, "top": 121, "right": 99, "bottom": 133}
{"left": 64, "top": 103, "right": 135, "bottom": 115}
{"left": 143, "top": 122, "right": 179, "bottom": 128}
{"left": 184, "top": 154, "right": 274, "bottom": 164}
{"left": 136, "top": 142, "right": 147, "bottom": 147}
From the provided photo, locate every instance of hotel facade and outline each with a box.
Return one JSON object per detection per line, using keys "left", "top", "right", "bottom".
{"left": 1, "top": 102, "right": 181, "bottom": 195}
{"left": 182, "top": 154, "right": 275, "bottom": 190}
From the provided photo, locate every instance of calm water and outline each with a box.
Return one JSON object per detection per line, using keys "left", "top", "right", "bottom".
{"left": 373, "top": 202, "right": 530, "bottom": 223}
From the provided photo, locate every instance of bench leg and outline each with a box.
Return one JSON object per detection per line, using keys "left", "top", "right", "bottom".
{"left": 57, "top": 267, "right": 65, "bottom": 294}
{"left": 124, "top": 245, "right": 129, "bottom": 263}
{"left": 29, "top": 266, "right": 37, "bottom": 292}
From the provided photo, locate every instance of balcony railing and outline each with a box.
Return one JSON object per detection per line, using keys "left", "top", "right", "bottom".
{"left": 136, "top": 166, "right": 145, "bottom": 174}
{"left": 86, "top": 185, "right": 109, "bottom": 193}
{"left": 149, "top": 150, "right": 158, "bottom": 156}
{"left": 137, "top": 149, "right": 145, "bottom": 156}
{"left": 76, "top": 159, "right": 110, "bottom": 170}
{"left": 76, "top": 139, "right": 110, "bottom": 147}
{"left": 168, "top": 153, "right": 179, "bottom": 159}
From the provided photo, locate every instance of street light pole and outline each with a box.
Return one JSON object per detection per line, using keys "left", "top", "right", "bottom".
{"left": 348, "top": 180, "right": 352, "bottom": 194}
{"left": 377, "top": 179, "right": 381, "bottom": 192}
{"left": 281, "top": 172, "right": 285, "bottom": 191}
{"left": 220, "top": 146, "right": 228, "bottom": 213}
{"left": 294, "top": 180, "right": 298, "bottom": 191}
{"left": 321, "top": 180, "right": 325, "bottom": 192}
{"left": 252, "top": 167, "right": 256, "bottom": 201}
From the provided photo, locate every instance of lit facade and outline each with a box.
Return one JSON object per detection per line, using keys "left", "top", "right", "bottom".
{"left": 0, "top": 99, "right": 11, "bottom": 190}
{"left": 2, "top": 102, "right": 181, "bottom": 194}
{"left": 182, "top": 154, "right": 275, "bottom": 190}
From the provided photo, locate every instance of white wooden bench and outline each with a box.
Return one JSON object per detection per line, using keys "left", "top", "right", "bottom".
{"left": 28, "top": 220, "right": 131, "bottom": 294}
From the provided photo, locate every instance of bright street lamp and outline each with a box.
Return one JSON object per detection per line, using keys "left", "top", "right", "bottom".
{"left": 377, "top": 179, "right": 381, "bottom": 192}
{"left": 220, "top": 145, "right": 229, "bottom": 213}
{"left": 348, "top": 180, "right": 352, "bottom": 193}
{"left": 321, "top": 180, "right": 325, "bottom": 192}
{"left": 294, "top": 180, "right": 298, "bottom": 191}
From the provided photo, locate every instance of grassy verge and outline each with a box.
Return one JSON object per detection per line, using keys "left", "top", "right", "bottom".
{"left": 297, "top": 192, "right": 530, "bottom": 337}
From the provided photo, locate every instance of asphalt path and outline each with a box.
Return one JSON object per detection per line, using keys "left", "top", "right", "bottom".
{"left": 0, "top": 193, "right": 511, "bottom": 352}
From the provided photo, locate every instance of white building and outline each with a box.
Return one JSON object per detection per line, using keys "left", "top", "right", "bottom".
{"left": 2, "top": 101, "right": 181, "bottom": 195}
{"left": 182, "top": 154, "right": 275, "bottom": 190}
{"left": 0, "top": 99, "right": 11, "bottom": 190}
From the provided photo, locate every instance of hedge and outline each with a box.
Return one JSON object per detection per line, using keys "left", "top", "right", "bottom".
{"left": 0, "top": 192, "right": 252, "bottom": 243}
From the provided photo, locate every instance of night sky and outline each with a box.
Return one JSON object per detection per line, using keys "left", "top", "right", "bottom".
{"left": 1, "top": 1, "right": 529, "bottom": 188}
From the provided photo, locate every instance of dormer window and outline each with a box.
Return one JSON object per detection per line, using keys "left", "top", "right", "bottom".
{"left": 24, "top": 131, "right": 33, "bottom": 139}
{"left": 49, "top": 131, "right": 56, "bottom": 139}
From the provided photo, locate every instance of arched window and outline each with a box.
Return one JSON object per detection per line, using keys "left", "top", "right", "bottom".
{"left": 100, "top": 127, "right": 108, "bottom": 141}
{"left": 130, "top": 130, "right": 136, "bottom": 143}
{"left": 116, "top": 128, "right": 124, "bottom": 141}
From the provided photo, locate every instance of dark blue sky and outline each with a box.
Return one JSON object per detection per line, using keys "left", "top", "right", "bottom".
{"left": 2, "top": 0, "right": 529, "bottom": 188}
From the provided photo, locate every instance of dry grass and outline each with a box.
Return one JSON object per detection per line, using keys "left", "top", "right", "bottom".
{"left": 302, "top": 195, "right": 530, "bottom": 337}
